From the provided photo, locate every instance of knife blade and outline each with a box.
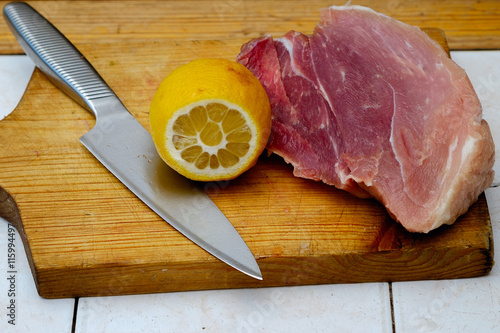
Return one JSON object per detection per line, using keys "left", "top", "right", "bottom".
{"left": 3, "top": 1, "right": 262, "bottom": 280}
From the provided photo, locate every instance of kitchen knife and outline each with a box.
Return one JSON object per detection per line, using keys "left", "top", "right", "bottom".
{"left": 3, "top": 1, "right": 262, "bottom": 280}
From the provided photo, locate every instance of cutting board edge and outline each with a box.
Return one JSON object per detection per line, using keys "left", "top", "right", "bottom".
{"left": 32, "top": 237, "right": 493, "bottom": 298}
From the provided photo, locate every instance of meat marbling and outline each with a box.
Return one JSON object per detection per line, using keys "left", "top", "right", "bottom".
{"left": 236, "top": 5, "right": 495, "bottom": 233}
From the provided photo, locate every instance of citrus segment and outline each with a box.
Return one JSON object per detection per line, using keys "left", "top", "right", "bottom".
{"left": 149, "top": 58, "right": 271, "bottom": 181}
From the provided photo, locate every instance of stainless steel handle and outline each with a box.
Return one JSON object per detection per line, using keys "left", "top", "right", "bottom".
{"left": 3, "top": 2, "right": 116, "bottom": 116}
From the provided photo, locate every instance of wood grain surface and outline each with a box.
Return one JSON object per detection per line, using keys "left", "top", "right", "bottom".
{"left": 0, "top": 0, "right": 499, "bottom": 54}
{"left": 0, "top": 25, "right": 494, "bottom": 298}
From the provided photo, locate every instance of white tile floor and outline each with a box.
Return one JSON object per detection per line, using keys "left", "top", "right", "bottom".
{"left": 75, "top": 283, "right": 392, "bottom": 333}
{"left": 1, "top": 51, "right": 499, "bottom": 332}
{"left": 0, "top": 55, "right": 34, "bottom": 121}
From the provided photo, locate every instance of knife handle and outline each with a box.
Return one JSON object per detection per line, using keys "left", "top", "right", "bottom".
{"left": 3, "top": 2, "right": 116, "bottom": 116}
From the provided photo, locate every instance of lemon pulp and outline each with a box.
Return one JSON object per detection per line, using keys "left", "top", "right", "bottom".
{"left": 167, "top": 99, "right": 257, "bottom": 175}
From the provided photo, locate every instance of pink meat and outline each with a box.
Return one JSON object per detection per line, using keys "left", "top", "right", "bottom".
{"left": 237, "top": 5, "right": 495, "bottom": 233}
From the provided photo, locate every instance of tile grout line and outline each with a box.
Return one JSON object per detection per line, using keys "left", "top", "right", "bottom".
{"left": 71, "top": 297, "right": 79, "bottom": 333}
{"left": 389, "top": 282, "right": 396, "bottom": 333}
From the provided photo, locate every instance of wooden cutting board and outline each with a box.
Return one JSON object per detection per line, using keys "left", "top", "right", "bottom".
{"left": 0, "top": 29, "right": 494, "bottom": 298}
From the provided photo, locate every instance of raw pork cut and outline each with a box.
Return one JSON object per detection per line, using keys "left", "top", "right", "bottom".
{"left": 236, "top": 5, "right": 495, "bottom": 233}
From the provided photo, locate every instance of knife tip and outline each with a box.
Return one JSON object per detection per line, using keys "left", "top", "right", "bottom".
{"left": 238, "top": 265, "right": 263, "bottom": 281}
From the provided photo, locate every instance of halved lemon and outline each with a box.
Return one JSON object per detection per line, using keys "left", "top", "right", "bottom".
{"left": 149, "top": 58, "right": 272, "bottom": 181}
